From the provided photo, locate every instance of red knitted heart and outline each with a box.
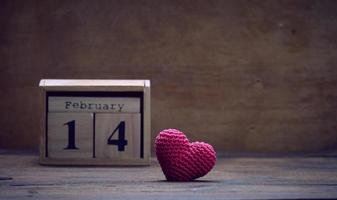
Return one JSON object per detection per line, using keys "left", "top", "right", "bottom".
{"left": 155, "top": 129, "right": 216, "bottom": 181}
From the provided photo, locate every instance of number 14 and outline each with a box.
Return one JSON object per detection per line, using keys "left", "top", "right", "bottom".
{"left": 64, "top": 120, "right": 128, "bottom": 151}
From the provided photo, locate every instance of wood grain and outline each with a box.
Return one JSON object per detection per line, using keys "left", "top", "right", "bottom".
{"left": 1, "top": 152, "right": 337, "bottom": 199}
{"left": 1, "top": 1, "right": 336, "bottom": 153}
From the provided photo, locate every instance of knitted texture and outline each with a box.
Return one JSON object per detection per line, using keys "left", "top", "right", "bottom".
{"left": 155, "top": 129, "right": 216, "bottom": 181}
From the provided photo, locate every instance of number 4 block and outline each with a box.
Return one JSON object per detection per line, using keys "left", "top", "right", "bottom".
{"left": 39, "top": 79, "right": 151, "bottom": 166}
{"left": 95, "top": 114, "right": 141, "bottom": 160}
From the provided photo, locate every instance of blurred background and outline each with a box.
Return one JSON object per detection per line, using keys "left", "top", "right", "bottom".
{"left": 0, "top": 0, "right": 336, "bottom": 154}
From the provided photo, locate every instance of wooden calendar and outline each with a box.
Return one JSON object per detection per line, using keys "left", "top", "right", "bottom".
{"left": 39, "top": 79, "right": 151, "bottom": 165}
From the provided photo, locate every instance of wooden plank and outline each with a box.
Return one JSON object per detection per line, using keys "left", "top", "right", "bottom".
{"left": 39, "top": 79, "right": 147, "bottom": 87}
{"left": 39, "top": 157, "right": 150, "bottom": 166}
{"left": 48, "top": 96, "right": 140, "bottom": 113}
{"left": 143, "top": 80, "right": 151, "bottom": 161}
{"left": 39, "top": 89, "right": 47, "bottom": 162}
{"left": 39, "top": 79, "right": 148, "bottom": 92}
{"left": 1, "top": 153, "right": 337, "bottom": 199}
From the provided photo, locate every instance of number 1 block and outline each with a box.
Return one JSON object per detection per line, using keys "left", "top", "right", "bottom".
{"left": 47, "top": 113, "right": 93, "bottom": 158}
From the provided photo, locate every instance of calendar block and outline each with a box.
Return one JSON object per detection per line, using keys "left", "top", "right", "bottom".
{"left": 39, "top": 79, "right": 151, "bottom": 166}
{"left": 95, "top": 113, "right": 141, "bottom": 159}
{"left": 47, "top": 113, "right": 93, "bottom": 159}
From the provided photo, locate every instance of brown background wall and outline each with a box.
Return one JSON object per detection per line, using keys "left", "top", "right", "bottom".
{"left": 1, "top": 0, "right": 336, "bottom": 153}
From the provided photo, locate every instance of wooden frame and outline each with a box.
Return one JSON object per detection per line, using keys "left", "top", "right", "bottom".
{"left": 39, "top": 79, "right": 151, "bottom": 166}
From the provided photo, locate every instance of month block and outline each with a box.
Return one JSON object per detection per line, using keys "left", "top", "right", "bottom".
{"left": 39, "top": 79, "right": 151, "bottom": 166}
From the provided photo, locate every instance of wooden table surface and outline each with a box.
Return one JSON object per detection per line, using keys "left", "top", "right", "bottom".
{"left": 1, "top": 152, "right": 337, "bottom": 200}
